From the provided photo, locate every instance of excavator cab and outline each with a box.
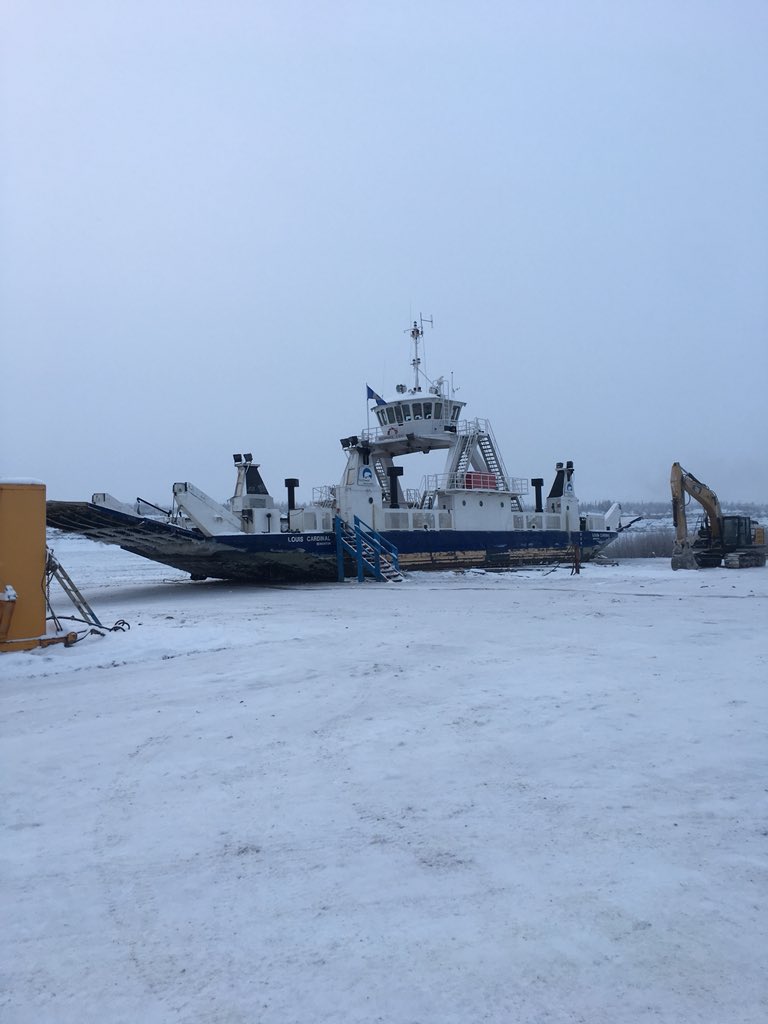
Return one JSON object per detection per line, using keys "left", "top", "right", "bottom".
{"left": 721, "top": 516, "right": 753, "bottom": 550}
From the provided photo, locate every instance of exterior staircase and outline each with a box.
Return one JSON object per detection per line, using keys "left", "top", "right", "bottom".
{"left": 372, "top": 456, "right": 391, "bottom": 503}
{"left": 334, "top": 516, "right": 404, "bottom": 583}
{"left": 452, "top": 430, "right": 474, "bottom": 476}
{"left": 478, "top": 432, "right": 503, "bottom": 484}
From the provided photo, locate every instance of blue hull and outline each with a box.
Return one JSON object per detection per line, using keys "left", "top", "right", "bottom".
{"left": 47, "top": 501, "right": 615, "bottom": 583}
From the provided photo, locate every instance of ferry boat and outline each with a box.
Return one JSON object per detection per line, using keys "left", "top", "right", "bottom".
{"left": 47, "top": 321, "right": 628, "bottom": 582}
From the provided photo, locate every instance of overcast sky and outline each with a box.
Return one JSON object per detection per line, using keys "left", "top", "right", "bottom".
{"left": 2, "top": 0, "right": 767, "bottom": 507}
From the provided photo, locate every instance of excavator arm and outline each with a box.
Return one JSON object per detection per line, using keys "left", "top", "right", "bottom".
{"left": 670, "top": 462, "right": 723, "bottom": 545}
{"left": 670, "top": 463, "right": 688, "bottom": 548}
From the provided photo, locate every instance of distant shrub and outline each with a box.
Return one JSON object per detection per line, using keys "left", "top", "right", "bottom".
{"left": 604, "top": 529, "right": 675, "bottom": 559}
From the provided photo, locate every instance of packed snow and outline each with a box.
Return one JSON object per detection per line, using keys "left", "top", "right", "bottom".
{"left": 2, "top": 537, "right": 767, "bottom": 1024}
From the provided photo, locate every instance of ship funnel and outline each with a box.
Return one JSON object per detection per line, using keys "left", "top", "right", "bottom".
{"left": 548, "top": 463, "right": 566, "bottom": 499}
{"left": 284, "top": 478, "right": 299, "bottom": 511}
{"left": 531, "top": 478, "right": 544, "bottom": 513}
{"left": 387, "top": 466, "right": 404, "bottom": 509}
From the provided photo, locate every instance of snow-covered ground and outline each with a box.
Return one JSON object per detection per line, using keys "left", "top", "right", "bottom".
{"left": 2, "top": 537, "right": 767, "bottom": 1024}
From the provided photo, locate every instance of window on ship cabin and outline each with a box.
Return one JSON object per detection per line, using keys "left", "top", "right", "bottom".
{"left": 452, "top": 406, "right": 460, "bottom": 421}
{"left": 386, "top": 407, "right": 396, "bottom": 424}
{"left": 423, "top": 402, "right": 432, "bottom": 419}
{"left": 376, "top": 409, "right": 386, "bottom": 426}
{"left": 434, "top": 402, "right": 442, "bottom": 419}
{"left": 402, "top": 404, "right": 412, "bottom": 422}
{"left": 412, "top": 402, "right": 422, "bottom": 419}
{"left": 395, "top": 405, "right": 404, "bottom": 424}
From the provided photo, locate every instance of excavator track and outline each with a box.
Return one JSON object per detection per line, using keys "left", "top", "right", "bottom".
{"left": 724, "top": 549, "right": 767, "bottom": 569}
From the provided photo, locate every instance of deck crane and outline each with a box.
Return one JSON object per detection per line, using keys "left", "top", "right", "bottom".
{"left": 670, "top": 462, "right": 766, "bottom": 570}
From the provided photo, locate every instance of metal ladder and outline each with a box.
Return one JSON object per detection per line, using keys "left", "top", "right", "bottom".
{"left": 372, "top": 456, "right": 391, "bottom": 502}
{"left": 452, "top": 430, "right": 475, "bottom": 476}
{"left": 46, "top": 552, "right": 104, "bottom": 628}
{"left": 477, "top": 431, "right": 503, "bottom": 481}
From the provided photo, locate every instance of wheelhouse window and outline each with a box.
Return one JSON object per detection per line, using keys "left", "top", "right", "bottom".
{"left": 423, "top": 402, "right": 432, "bottom": 419}
{"left": 434, "top": 402, "right": 442, "bottom": 419}
{"left": 451, "top": 406, "right": 460, "bottom": 422}
{"left": 412, "top": 402, "right": 422, "bottom": 419}
{"left": 376, "top": 409, "right": 386, "bottom": 426}
{"left": 386, "top": 406, "right": 396, "bottom": 424}
{"left": 402, "top": 404, "right": 412, "bottom": 422}
{"left": 395, "top": 405, "right": 404, "bottom": 424}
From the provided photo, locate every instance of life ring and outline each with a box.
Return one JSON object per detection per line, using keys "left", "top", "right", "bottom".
{"left": 387, "top": 427, "right": 398, "bottom": 437}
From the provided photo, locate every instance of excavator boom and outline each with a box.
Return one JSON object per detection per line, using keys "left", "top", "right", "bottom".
{"left": 670, "top": 462, "right": 722, "bottom": 542}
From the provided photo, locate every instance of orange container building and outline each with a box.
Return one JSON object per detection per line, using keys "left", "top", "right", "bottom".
{"left": 0, "top": 481, "right": 47, "bottom": 652}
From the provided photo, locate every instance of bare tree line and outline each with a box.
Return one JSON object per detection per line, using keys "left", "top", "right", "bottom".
{"left": 604, "top": 530, "right": 675, "bottom": 559}
{"left": 587, "top": 499, "right": 768, "bottom": 517}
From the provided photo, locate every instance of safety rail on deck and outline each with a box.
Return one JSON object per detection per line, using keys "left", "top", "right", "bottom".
{"left": 360, "top": 424, "right": 457, "bottom": 445}
{"left": 457, "top": 417, "right": 490, "bottom": 435}
{"left": 362, "top": 416, "right": 491, "bottom": 446}
{"left": 422, "top": 472, "right": 529, "bottom": 494}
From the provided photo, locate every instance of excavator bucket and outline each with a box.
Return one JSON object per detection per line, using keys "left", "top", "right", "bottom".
{"left": 671, "top": 543, "right": 701, "bottom": 571}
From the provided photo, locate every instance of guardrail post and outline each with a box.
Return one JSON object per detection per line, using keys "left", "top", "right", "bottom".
{"left": 355, "top": 524, "right": 364, "bottom": 582}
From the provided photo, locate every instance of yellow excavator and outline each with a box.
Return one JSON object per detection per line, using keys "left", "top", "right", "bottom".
{"left": 670, "top": 463, "right": 766, "bottom": 570}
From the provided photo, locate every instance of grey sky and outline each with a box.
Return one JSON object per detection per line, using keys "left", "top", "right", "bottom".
{"left": 2, "top": 0, "right": 767, "bottom": 506}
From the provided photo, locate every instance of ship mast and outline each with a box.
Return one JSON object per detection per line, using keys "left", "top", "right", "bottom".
{"left": 408, "top": 314, "right": 433, "bottom": 393}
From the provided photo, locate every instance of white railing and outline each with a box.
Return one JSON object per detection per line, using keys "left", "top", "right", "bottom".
{"left": 361, "top": 422, "right": 457, "bottom": 445}
{"left": 363, "top": 417, "right": 497, "bottom": 445}
{"left": 456, "top": 417, "right": 488, "bottom": 435}
{"left": 422, "top": 472, "right": 529, "bottom": 495}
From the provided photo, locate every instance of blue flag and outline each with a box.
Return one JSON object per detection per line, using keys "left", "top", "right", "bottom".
{"left": 366, "top": 384, "right": 386, "bottom": 406}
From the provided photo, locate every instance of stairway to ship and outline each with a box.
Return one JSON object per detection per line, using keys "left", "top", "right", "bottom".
{"left": 477, "top": 432, "right": 503, "bottom": 482}
{"left": 334, "top": 516, "right": 404, "bottom": 583}
{"left": 372, "top": 456, "right": 390, "bottom": 503}
{"left": 451, "top": 431, "right": 475, "bottom": 478}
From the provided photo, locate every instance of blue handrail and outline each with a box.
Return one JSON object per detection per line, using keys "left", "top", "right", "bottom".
{"left": 334, "top": 515, "right": 400, "bottom": 582}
